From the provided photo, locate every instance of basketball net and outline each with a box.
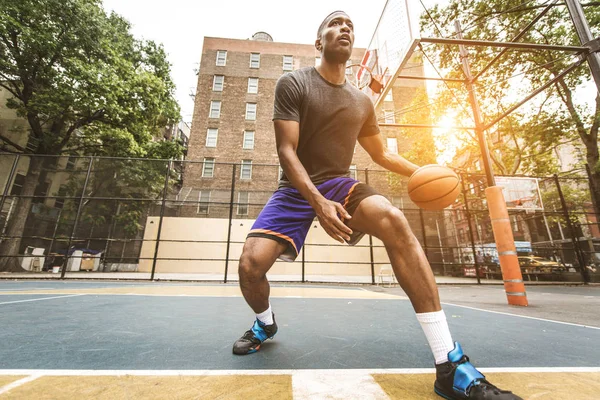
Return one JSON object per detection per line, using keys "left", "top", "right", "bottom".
{"left": 346, "top": 63, "right": 384, "bottom": 93}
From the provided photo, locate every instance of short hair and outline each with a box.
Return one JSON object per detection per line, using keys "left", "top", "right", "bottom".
{"left": 316, "top": 11, "right": 349, "bottom": 38}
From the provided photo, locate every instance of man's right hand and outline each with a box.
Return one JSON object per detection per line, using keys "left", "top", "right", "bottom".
{"left": 312, "top": 197, "right": 353, "bottom": 243}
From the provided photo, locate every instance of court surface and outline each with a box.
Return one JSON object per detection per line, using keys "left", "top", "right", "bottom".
{"left": 0, "top": 280, "right": 599, "bottom": 399}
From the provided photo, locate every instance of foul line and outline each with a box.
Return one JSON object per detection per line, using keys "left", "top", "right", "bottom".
{"left": 0, "top": 294, "right": 85, "bottom": 305}
{"left": 441, "top": 301, "right": 600, "bottom": 330}
{"left": 0, "top": 367, "right": 599, "bottom": 376}
{"left": 0, "top": 375, "right": 41, "bottom": 395}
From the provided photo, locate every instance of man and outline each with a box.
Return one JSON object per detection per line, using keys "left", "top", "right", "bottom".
{"left": 231, "top": 10, "right": 521, "bottom": 400}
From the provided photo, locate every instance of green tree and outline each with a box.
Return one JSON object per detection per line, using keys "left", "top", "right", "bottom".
{"left": 0, "top": 0, "right": 180, "bottom": 271}
{"left": 421, "top": 1, "right": 599, "bottom": 198}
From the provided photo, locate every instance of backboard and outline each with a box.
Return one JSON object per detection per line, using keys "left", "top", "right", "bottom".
{"left": 361, "top": 0, "right": 421, "bottom": 107}
{"left": 495, "top": 177, "right": 544, "bottom": 211}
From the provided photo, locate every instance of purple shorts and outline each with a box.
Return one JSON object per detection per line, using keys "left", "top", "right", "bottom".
{"left": 247, "top": 176, "right": 379, "bottom": 261}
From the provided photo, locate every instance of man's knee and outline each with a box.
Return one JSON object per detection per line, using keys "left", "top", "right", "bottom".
{"left": 238, "top": 249, "right": 272, "bottom": 282}
{"left": 379, "top": 207, "right": 414, "bottom": 243}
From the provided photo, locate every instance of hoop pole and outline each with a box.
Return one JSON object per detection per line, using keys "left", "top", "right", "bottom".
{"left": 456, "top": 21, "right": 527, "bottom": 306}
{"left": 486, "top": 187, "right": 528, "bottom": 306}
{"left": 565, "top": 0, "right": 600, "bottom": 94}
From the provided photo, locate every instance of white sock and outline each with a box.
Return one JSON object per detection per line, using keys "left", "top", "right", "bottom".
{"left": 416, "top": 310, "right": 455, "bottom": 365}
{"left": 256, "top": 305, "right": 273, "bottom": 326}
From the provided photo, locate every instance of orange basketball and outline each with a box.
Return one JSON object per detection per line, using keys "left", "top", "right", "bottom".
{"left": 407, "top": 165, "right": 460, "bottom": 210}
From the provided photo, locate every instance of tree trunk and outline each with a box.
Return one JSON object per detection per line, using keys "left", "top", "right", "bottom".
{"left": 0, "top": 156, "right": 44, "bottom": 272}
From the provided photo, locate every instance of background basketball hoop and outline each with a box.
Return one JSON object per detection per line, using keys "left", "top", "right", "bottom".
{"left": 345, "top": 63, "right": 384, "bottom": 93}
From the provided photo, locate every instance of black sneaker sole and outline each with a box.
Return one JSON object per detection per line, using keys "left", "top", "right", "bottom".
{"left": 434, "top": 382, "right": 460, "bottom": 400}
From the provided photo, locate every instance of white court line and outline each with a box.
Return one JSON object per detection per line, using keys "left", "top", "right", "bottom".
{"left": 441, "top": 301, "right": 600, "bottom": 330}
{"left": 0, "top": 374, "right": 41, "bottom": 395}
{"left": 0, "top": 367, "right": 599, "bottom": 376}
{"left": 293, "top": 370, "right": 390, "bottom": 399}
{"left": 357, "top": 286, "right": 600, "bottom": 329}
{"left": 0, "top": 294, "right": 85, "bottom": 305}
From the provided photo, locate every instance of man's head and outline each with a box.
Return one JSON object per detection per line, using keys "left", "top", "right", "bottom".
{"left": 315, "top": 11, "right": 354, "bottom": 63}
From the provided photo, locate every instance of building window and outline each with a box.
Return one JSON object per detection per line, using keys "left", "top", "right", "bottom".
{"left": 213, "top": 75, "right": 224, "bottom": 91}
{"left": 237, "top": 191, "right": 249, "bottom": 215}
{"left": 349, "top": 165, "right": 357, "bottom": 180}
{"left": 278, "top": 165, "right": 283, "bottom": 182}
{"left": 384, "top": 110, "right": 395, "bottom": 123}
{"left": 247, "top": 77, "right": 258, "bottom": 94}
{"left": 198, "top": 190, "right": 210, "bottom": 214}
{"left": 54, "top": 186, "right": 67, "bottom": 209}
{"left": 385, "top": 89, "right": 393, "bottom": 102}
{"left": 391, "top": 196, "right": 403, "bottom": 209}
{"left": 202, "top": 158, "right": 215, "bottom": 178}
{"left": 283, "top": 55, "right": 293, "bottom": 71}
{"left": 387, "top": 137, "right": 398, "bottom": 154}
{"left": 216, "top": 50, "right": 227, "bottom": 66}
{"left": 209, "top": 101, "right": 221, "bottom": 118}
{"left": 245, "top": 103, "right": 257, "bottom": 120}
{"left": 32, "top": 181, "right": 49, "bottom": 204}
{"left": 206, "top": 128, "right": 218, "bottom": 147}
{"left": 243, "top": 131, "right": 255, "bottom": 149}
{"left": 315, "top": 57, "right": 321, "bottom": 67}
{"left": 240, "top": 160, "right": 252, "bottom": 180}
{"left": 25, "top": 135, "right": 38, "bottom": 152}
{"left": 250, "top": 53, "right": 260, "bottom": 68}
{"left": 10, "top": 173, "right": 26, "bottom": 195}
{"left": 65, "top": 155, "right": 76, "bottom": 170}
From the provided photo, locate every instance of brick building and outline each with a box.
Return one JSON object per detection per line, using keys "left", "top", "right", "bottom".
{"left": 182, "top": 32, "right": 429, "bottom": 219}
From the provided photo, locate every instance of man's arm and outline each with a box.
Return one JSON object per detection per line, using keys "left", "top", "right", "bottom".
{"left": 274, "top": 119, "right": 352, "bottom": 243}
{"left": 358, "top": 133, "right": 420, "bottom": 177}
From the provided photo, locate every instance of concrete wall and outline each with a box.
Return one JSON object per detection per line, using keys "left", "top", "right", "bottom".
{"left": 139, "top": 216, "right": 391, "bottom": 277}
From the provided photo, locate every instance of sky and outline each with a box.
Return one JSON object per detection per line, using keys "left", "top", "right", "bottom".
{"left": 102, "top": 0, "right": 393, "bottom": 123}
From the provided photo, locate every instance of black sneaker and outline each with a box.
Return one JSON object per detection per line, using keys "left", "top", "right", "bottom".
{"left": 434, "top": 342, "right": 522, "bottom": 399}
{"left": 232, "top": 314, "right": 278, "bottom": 355}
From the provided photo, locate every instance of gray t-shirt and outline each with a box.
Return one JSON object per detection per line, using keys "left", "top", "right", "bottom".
{"left": 273, "top": 66, "right": 380, "bottom": 188}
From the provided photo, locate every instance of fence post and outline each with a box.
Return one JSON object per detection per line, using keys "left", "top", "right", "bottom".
{"left": 46, "top": 208, "right": 62, "bottom": 266}
{"left": 461, "top": 177, "right": 481, "bottom": 284}
{"left": 0, "top": 154, "right": 20, "bottom": 218}
{"left": 365, "top": 169, "right": 375, "bottom": 284}
{"left": 584, "top": 163, "right": 600, "bottom": 234}
{"left": 150, "top": 160, "right": 172, "bottom": 281}
{"left": 419, "top": 208, "right": 429, "bottom": 256}
{"left": 302, "top": 244, "right": 305, "bottom": 283}
{"left": 554, "top": 174, "right": 590, "bottom": 283}
{"left": 224, "top": 163, "right": 237, "bottom": 283}
{"left": 60, "top": 157, "right": 93, "bottom": 279}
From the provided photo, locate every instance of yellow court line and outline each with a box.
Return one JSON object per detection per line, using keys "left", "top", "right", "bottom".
{"left": 374, "top": 372, "right": 600, "bottom": 400}
{"left": 0, "top": 375, "right": 292, "bottom": 400}
{"left": 0, "top": 286, "right": 405, "bottom": 300}
{"left": 1, "top": 372, "right": 599, "bottom": 400}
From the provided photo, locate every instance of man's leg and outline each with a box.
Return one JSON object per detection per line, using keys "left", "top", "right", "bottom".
{"left": 347, "top": 195, "right": 521, "bottom": 399}
{"left": 238, "top": 237, "right": 287, "bottom": 313}
{"left": 347, "top": 195, "right": 439, "bottom": 313}
{"left": 233, "top": 236, "right": 287, "bottom": 355}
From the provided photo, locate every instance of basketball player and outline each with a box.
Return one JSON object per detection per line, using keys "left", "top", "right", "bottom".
{"left": 232, "top": 10, "right": 521, "bottom": 400}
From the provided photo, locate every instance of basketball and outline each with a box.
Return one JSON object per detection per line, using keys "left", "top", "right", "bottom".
{"left": 407, "top": 165, "right": 460, "bottom": 210}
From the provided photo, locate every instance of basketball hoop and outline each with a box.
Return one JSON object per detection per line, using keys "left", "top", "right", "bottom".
{"left": 346, "top": 63, "right": 383, "bottom": 93}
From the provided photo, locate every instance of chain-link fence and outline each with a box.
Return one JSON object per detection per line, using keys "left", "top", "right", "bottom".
{"left": 1, "top": 153, "right": 598, "bottom": 284}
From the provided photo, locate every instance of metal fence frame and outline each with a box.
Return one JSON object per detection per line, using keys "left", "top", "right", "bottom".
{"left": 1, "top": 154, "right": 599, "bottom": 284}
